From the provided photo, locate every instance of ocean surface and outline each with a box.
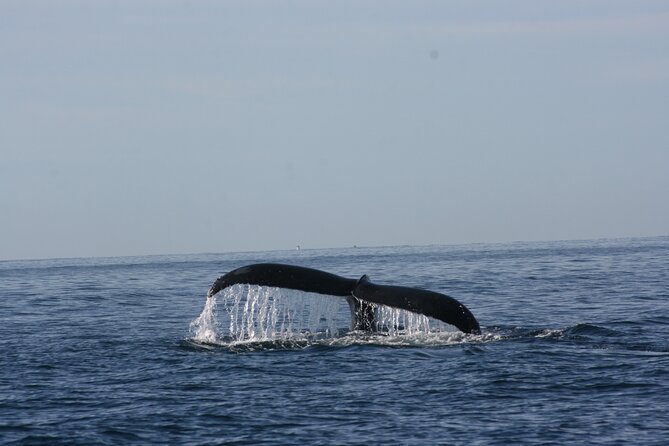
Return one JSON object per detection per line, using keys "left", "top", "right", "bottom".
{"left": 1, "top": 237, "right": 668, "bottom": 445}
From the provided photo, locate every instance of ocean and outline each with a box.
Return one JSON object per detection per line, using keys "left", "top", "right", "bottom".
{"left": 1, "top": 237, "right": 668, "bottom": 445}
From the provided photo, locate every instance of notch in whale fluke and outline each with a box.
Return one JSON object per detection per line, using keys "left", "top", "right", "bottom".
{"left": 207, "top": 263, "right": 481, "bottom": 334}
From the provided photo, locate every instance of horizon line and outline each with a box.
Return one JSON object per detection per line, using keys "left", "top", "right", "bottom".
{"left": 2, "top": 234, "right": 667, "bottom": 263}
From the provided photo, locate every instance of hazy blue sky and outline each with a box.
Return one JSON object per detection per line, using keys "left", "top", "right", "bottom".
{"left": 1, "top": 1, "right": 668, "bottom": 260}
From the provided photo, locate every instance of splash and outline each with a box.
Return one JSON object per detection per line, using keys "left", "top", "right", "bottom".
{"left": 189, "top": 288, "right": 220, "bottom": 343}
{"left": 190, "top": 285, "right": 343, "bottom": 343}
{"left": 375, "top": 305, "right": 432, "bottom": 336}
{"left": 189, "top": 285, "right": 477, "bottom": 347}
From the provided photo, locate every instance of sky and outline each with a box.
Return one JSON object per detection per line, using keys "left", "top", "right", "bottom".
{"left": 1, "top": 0, "right": 668, "bottom": 260}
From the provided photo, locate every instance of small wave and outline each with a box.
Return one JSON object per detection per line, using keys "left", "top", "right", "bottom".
{"left": 518, "top": 323, "right": 669, "bottom": 354}
{"left": 483, "top": 323, "right": 624, "bottom": 340}
{"left": 535, "top": 328, "right": 564, "bottom": 338}
{"left": 563, "top": 323, "right": 623, "bottom": 337}
{"left": 519, "top": 324, "right": 621, "bottom": 340}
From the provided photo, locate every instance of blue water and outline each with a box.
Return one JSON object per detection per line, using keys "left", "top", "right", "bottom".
{"left": 1, "top": 237, "right": 668, "bottom": 445}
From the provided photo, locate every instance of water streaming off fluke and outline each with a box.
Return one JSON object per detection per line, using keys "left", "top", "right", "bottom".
{"left": 190, "top": 284, "right": 454, "bottom": 345}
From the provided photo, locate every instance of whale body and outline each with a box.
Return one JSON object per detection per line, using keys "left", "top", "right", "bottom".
{"left": 207, "top": 263, "right": 480, "bottom": 334}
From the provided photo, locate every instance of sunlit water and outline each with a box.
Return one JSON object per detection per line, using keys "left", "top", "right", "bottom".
{"left": 1, "top": 237, "right": 668, "bottom": 444}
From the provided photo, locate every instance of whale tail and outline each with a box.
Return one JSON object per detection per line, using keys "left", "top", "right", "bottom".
{"left": 207, "top": 263, "right": 480, "bottom": 334}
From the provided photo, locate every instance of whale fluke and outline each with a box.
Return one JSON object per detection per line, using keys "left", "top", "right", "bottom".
{"left": 207, "top": 263, "right": 480, "bottom": 334}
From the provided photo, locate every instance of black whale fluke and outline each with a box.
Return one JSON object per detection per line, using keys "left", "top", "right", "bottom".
{"left": 207, "top": 263, "right": 481, "bottom": 334}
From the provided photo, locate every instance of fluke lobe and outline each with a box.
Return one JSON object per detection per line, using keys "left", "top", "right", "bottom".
{"left": 207, "top": 263, "right": 481, "bottom": 334}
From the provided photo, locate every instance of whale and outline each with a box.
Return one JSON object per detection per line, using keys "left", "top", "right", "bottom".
{"left": 207, "top": 263, "right": 481, "bottom": 334}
